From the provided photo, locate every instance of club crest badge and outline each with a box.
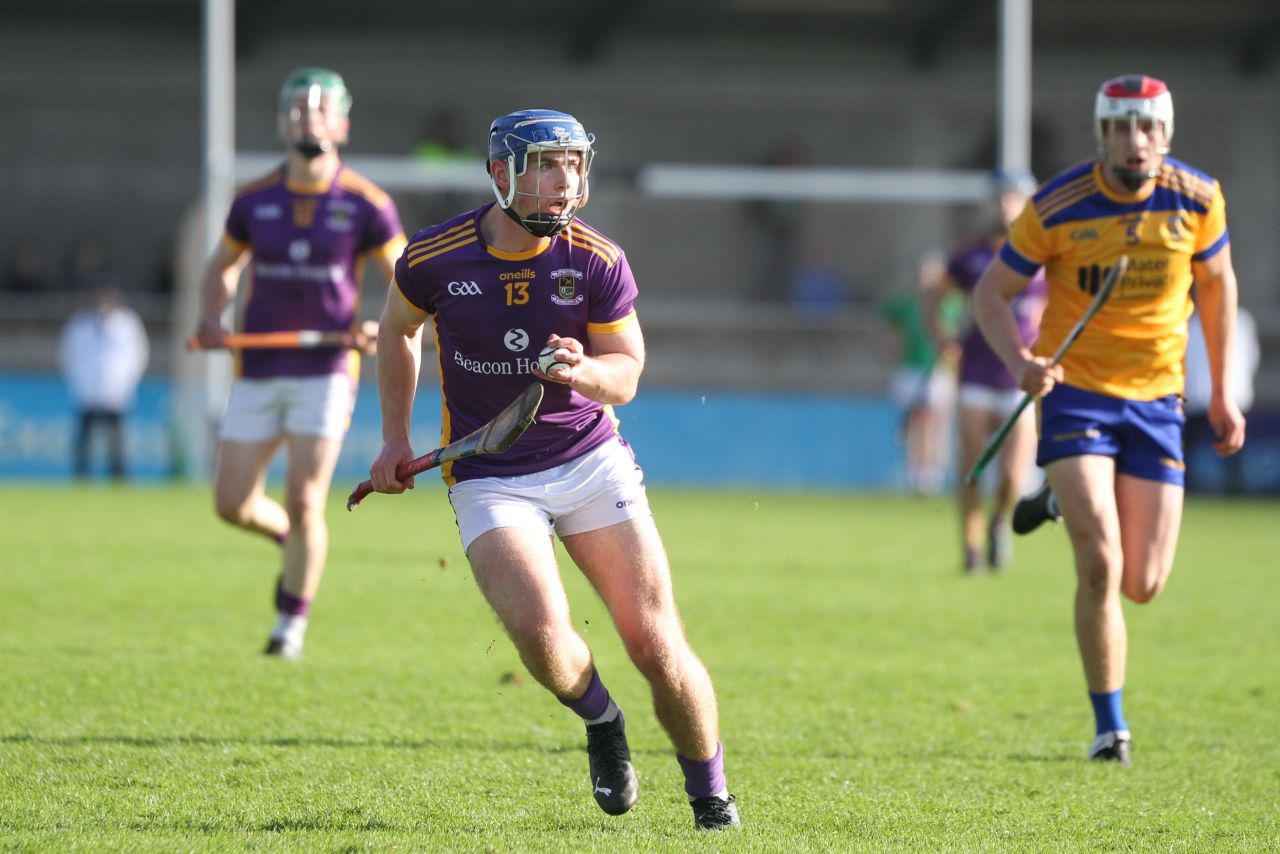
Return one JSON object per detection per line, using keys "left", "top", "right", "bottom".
{"left": 550, "top": 268, "right": 584, "bottom": 305}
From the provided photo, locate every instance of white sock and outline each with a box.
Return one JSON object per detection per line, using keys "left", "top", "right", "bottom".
{"left": 272, "top": 614, "right": 308, "bottom": 644}
{"left": 586, "top": 699, "right": 620, "bottom": 727}
{"left": 689, "top": 787, "right": 731, "bottom": 802}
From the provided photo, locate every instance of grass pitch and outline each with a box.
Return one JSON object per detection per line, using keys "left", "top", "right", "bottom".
{"left": 1, "top": 484, "right": 1277, "bottom": 852}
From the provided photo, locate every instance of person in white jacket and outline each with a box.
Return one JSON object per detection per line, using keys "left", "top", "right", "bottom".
{"left": 59, "top": 280, "right": 149, "bottom": 479}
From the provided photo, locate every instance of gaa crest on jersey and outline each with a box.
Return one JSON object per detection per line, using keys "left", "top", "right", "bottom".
{"left": 550, "top": 268, "right": 584, "bottom": 305}
{"left": 253, "top": 203, "right": 282, "bottom": 220}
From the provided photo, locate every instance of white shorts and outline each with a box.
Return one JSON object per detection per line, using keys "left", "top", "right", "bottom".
{"left": 219, "top": 374, "right": 356, "bottom": 442}
{"left": 957, "top": 383, "right": 1026, "bottom": 417}
{"left": 890, "top": 365, "right": 955, "bottom": 410}
{"left": 448, "top": 437, "right": 651, "bottom": 553}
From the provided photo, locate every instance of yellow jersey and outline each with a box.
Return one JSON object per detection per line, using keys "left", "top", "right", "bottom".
{"left": 1001, "top": 157, "right": 1229, "bottom": 399}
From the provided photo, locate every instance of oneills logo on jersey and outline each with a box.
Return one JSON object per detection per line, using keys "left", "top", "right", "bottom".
{"left": 550, "top": 268, "right": 584, "bottom": 305}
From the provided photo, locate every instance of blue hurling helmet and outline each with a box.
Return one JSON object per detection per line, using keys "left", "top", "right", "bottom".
{"left": 487, "top": 109, "right": 595, "bottom": 237}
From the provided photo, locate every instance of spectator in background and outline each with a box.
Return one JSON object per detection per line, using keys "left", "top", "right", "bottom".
{"left": 746, "top": 137, "right": 808, "bottom": 301}
{"left": 884, "top": 254, "right": 963, "bottom": 495}
{"left": 64, "top": 237, "right": 113, "bottom": 294}
{"left": 1185, "top": 303, "right": 1259, "bottom": 494}
{"left": 410, "top": 107, "right": 482, "bottom": 229}
{"left": 59, "top": 279, "right": 150, "bottom": 479}
{"left": 789, "top": 244, "right": 847, "bottom": 313}
{"left": 412, "top": 107, "right": 476, "bottom": 164}
{"left": 4, "top": 241, "right": 53, "bottom": 293}
{"left": 924, "top": 173, "right": 1048, "bottom": 573}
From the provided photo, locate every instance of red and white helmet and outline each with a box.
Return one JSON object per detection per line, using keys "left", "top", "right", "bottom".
{"left": 1093, "top": 74, "right": 1174, "bottom": 151}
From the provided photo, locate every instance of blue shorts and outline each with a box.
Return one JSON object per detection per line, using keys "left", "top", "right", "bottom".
{"left": 1036, "top": 384, "right": 1186, "bottom": 486}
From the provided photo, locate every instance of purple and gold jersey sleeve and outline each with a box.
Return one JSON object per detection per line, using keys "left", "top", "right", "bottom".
{"left": 362, "top": 196, "right": 404, "bottom": 256}
{"left": 223, "top": 186, "right": 259, "bottom": 252}
{"left": 394, "top": 216, "right": 484, "bottom": 315}
{"left": 578, "top": 225, "right": 638, "bottom": 332}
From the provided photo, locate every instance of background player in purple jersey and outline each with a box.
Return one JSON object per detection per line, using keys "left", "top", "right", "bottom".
{"left": 367, "top": 110, "right": 739, "bottom": 831}
{"left": 193, "top": 68, "right": 406, "bottom": 660}
{"left": 924, "top": 174, "right": 1047, "bottom": 572}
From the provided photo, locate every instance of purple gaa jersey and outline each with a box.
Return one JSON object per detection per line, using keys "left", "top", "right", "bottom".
{"left": 223, "top": 164, "right": 405, "bottom": 379}
{"left": 947, "top": 237, "right": 1047, "bottom": 390}
{"left": 395, "top": 204, "right": 639, "bottom": 484}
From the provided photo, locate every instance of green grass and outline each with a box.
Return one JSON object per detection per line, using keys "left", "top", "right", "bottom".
{"left": 1, "top": 484, "right": 1277, "bottom": 852}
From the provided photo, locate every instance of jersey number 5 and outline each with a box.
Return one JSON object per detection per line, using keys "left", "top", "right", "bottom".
{"left": 1121, "top": 212, "right": 1146, "bottom": 246}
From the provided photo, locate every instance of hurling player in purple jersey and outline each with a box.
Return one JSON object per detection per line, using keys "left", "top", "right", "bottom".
{"left": 368, "top": 110, "right": 739, "bottom": 831}
{"left": 924, "top": 174, "right": 1047, "bottom": 573}
{"left": 194, "top": 68, "right": 406, "bottom": 660}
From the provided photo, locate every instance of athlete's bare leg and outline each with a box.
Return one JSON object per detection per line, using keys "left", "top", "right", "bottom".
{"left": 280, "top": 433, "right": 343, "bottom": 599}
{"left": 1115, "top": 474, "right": 1183, "bottom": 604}
{"left": 956, "top": 405, "right": 993, "bottom": 559}
{"left": 466, "top": 526, "right": 594, "bottom": 699}
{"left": 565, "top": 518, "right": 720, "bottom": 762}
{"left": 994, "top": 408, "right": 1037, "bottom": 519}
{"left": 213, "top": 438, "right": 288, "bottom": 542}
{"left": 1047, "top": 455, "right": 1126, "bottom": 692}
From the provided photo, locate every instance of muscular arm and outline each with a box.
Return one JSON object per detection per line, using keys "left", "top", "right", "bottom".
{"left": 1192, "top": 245, "right": 1246, "bottom": 455}
{"left": 973, "top": 256, "right": 1061, "bottom": 396}
{"left": 539, "top": 318, "right": 645, "bottom": 406}
{"left": 194, "top": 241, "right": 249, "bottom": 346}
{"left": 370, "top": 281, "right": 427, "bottom": 492}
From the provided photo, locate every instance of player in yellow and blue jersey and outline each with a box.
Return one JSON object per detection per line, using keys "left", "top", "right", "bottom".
{"left": 971, "top": 75, "right": 1247, "bottom": 766}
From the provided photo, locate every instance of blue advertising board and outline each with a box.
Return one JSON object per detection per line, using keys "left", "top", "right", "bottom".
{"left": 2, "top": 373, "right": 1277, "bottom": 494}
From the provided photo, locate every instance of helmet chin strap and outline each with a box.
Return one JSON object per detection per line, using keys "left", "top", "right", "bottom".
{"left": 293, "top": 140, "right": 331, "bottom": 160}
{"left": 1110, "top": 165, "right": 1154, "bottom": 192}
{"left": 500, "top": 205, "right": 571, "bottom": 238}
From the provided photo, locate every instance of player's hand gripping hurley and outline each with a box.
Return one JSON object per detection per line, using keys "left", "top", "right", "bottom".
{"left": 965, "top": 255, "right": 1129, "bottom": 485}
{"left": 346, "top": 381, "right": 545, "bottom": 511}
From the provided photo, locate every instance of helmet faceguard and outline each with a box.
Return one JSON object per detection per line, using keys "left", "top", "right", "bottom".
{"left": 1094, "top": 74, "right": 1173, "bottom": 191}
{"left": 278, "top": 67, "right": 352, "bottom": 159}
{"left": 486, "top": 109, "right": 595, "bottom": 238}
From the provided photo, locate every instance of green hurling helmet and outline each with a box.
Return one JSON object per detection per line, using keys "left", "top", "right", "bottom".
{"left": 278, "top": 67, "right": 352, "bottom": 156}
{"left": 278, "top": 67, "right": 352, "bottom": 119}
